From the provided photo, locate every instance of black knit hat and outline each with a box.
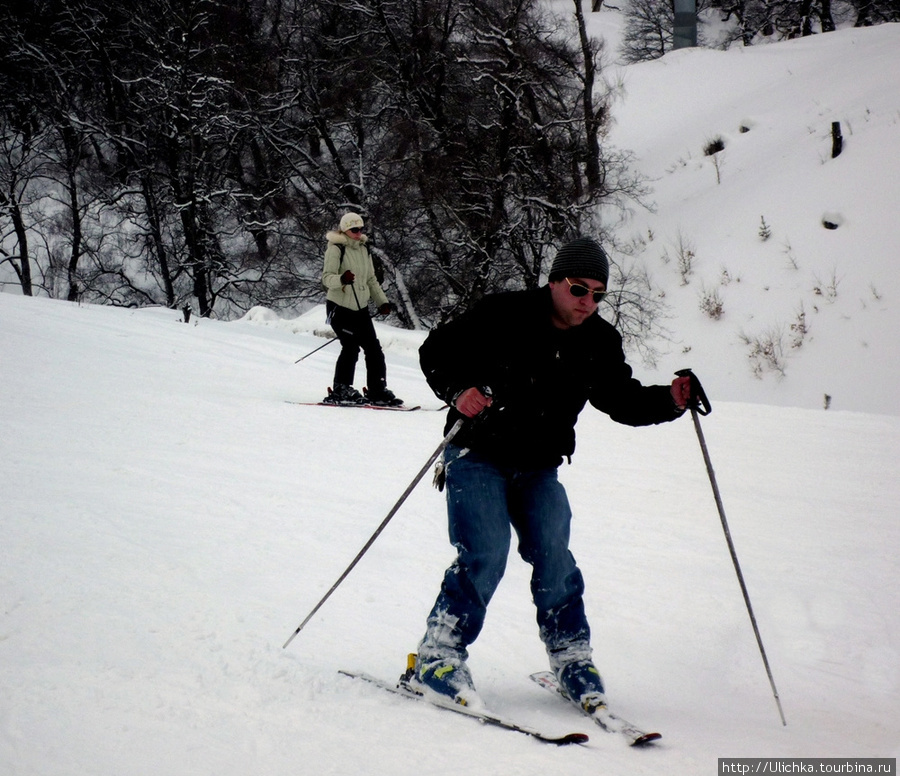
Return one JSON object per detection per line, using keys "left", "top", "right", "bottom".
{"left": 548, "top": 237, "right": 609, "bottom": 286}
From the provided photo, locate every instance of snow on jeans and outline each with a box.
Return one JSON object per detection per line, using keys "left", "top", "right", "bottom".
{"left": 420, "top": 444, "right": 591, "bottom": 664}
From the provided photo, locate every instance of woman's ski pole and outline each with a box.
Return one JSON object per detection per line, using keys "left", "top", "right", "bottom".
{"left": 676, "top": 369, "right": 787, "bottom": 726}
{"left": 282, "top": 418, "right": 465, "bottom": 649}
{"left": 295, "top": 337, "right": 338, "bottom": 363}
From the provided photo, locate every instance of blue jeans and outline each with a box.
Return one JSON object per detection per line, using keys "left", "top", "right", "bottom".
{"left": 420, "top": 445, "right": 591, "bottom": 663}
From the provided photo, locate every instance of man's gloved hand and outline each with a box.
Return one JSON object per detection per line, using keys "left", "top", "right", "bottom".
{"left": 674, "top": 369, "right": 711, "bottom": 415}
{"left": 340, "top": 270, "right": 355, "bottom": 285}
{"left": 671, "top": 374, "right": 692, "bottom": 411}
{"left": 378, "top": 303, "right": 392, "bottom": 316}
{"left": 453, "top": 387, "right": 493, "bottom": 418}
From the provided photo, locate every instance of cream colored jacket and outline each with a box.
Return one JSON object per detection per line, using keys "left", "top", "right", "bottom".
{"left": 321, "top": 231, "right": 388, "bottom": 311}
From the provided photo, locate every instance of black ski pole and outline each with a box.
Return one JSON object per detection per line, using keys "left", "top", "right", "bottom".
{"left": 676, "top": 369, "right": 787, "bottom": 727}
{"left": 283, "top": 417, "right": 466, "bottom": 649}
{"left": 294, "top": 336, "right": 338, "bottom": 364}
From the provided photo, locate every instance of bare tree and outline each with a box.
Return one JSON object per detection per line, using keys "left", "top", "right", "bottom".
{"left": 1, "top": 0, "right": 652, "bottom": 326}
{"left": 0, "top": 117, "right": 43, "bottom": 296}
{"left": 621, "top": 0, "right": 675, "bottom": 62}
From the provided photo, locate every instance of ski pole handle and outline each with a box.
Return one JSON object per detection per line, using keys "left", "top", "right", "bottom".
{"left": 675, "top": 368, "right": 711, "bottom": 416}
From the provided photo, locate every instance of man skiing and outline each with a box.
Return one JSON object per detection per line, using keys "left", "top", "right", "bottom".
{"left": 410, "top": 236, "right": 696, "bottom": 714}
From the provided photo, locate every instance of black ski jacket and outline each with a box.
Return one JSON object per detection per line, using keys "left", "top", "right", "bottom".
{"left": 420, "top": 286, "right": 682, "bottom": 469}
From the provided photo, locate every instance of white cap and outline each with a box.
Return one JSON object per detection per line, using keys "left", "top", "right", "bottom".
{"left": 340, "top": 212, "right": 364, "bottom": 231}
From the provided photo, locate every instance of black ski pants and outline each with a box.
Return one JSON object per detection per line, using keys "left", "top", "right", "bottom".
{"left": 329, "top": 303, "right": 387, "bottom": 391}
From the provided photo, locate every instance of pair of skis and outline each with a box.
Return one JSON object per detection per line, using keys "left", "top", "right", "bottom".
{"left": 286, "top": 400, "right": 423, "bottom": 412}
{"left": 340, "top": 664, "right": 661, "bottom": 748}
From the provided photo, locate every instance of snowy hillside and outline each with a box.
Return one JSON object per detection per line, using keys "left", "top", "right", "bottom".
{"left": 600, "top": 22, "right": 900, "bottom": 417}
{"left": 2, "top": 19, "right": 899, "bottom": 776}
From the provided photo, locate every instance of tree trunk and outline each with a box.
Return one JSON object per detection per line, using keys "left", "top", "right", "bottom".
{"left": 573, "top": 0, "right": 603, "bottom": 195}
{"left": 65, "top": 166, "right": 83, "bottom": 302}
{"left": 819, "top": 0, "right": 836, "bottom": 31}
{"left": 854, "top": 0, "right": 873, "bottom": 26}
{"left": 797, "top": 0, "right": 814, "bottom": 35}
{"left": 142, "top": 174, "right": 176, "bottom": 307}
{"left": 2, "top": 194, "right": 33, "bottom": 295}
{"left": 370, "top": 246, "right": 421, "bottom": 330}
{"left": 177, "top": 200, "right": 211, "bottom": 317}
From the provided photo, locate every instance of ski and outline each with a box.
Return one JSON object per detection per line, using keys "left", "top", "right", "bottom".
{"left": 286, "top": 401, "right": 422, "bottom": 412}
{"left": 530, "top": 671, "right": 661, "bottom": 747}
{"left": 339, "top": 669, "right": 589, "bottom": 746}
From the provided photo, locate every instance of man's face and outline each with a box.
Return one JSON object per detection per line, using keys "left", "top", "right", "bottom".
{"left": 549, "top": 277, "right": 607, "bottom": 329}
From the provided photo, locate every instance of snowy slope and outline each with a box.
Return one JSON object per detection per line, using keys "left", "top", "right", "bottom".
{"left": 599, "top": 22, "right": 900, "bottom": 417}
{"left": 3, "top": 19, "right": 900, "bottom": 776}
{"left": 2, "top": 291, "right": 898, "bottom": 775}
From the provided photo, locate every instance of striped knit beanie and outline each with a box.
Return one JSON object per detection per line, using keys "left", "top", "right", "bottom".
{"left": 548, "top": 237, "right": 609, "bottom": 286}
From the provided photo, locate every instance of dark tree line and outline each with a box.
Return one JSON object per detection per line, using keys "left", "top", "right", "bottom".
{"left": 716, "top": 0, "right": 900, "bottom": 44}
{"left": 620, "top": 0, "right": 899, "bottom": 63}
{"left": 1, "top": 0, "right": 642, "bottom": 325}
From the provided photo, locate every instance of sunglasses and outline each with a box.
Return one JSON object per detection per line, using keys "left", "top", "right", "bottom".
{"left": 348, "top": 227, "right": 364, "bottom": 234}
{"left": 565, "top": 277, "right": 607, "bottom": 304}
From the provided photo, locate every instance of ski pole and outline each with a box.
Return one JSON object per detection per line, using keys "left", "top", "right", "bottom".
{"left": 676, "top": 369, "right": 787, "bottom": 727}
{"left": 283, "top": 417, "right": 466, "bottom": 649}
{"left": 294, "top": 336, "right": 338, "bottom": 363}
